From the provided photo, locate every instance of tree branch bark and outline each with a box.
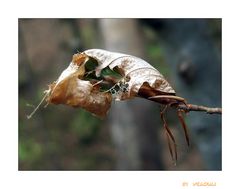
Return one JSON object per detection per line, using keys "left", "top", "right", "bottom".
{"left": 178, "top": 103, "right": 222, "bottom": 114}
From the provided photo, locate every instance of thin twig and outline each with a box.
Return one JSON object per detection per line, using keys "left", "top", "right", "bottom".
{"left": 148, "top": 95, "right": 222, "bottom": 114}
{"left": 178, "top": 104, "right": 222, "bottom": 114}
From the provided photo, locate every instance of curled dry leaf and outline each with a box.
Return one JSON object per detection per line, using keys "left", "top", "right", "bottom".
{"left": 41, "top": 49, "right": 179, "bottom": 118}
{"left": 45, "top": 52, "right": 112, "bottom": 118}
{"left": 84, "top": 49, "right": 176, "bottom": 101}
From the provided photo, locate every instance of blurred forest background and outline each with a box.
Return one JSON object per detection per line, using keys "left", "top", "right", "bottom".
{"left": 19, "top": 19, "right": 221, "bottom": 170}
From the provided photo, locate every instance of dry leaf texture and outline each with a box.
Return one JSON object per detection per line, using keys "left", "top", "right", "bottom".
{"left": 46, "top": 52, "right": 112, "bottom": 118}
{"left": 84, "top": 49, "right": 175, "bottom": 100}
{"left": 46, "top": 49, "right": 176, "bottom": 117}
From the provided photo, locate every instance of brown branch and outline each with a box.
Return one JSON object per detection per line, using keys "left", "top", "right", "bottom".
{"left": 178, "top": 104, "right": 222, "bottom": 114}
{"left": 147, "top": 95, "right": 222, "bottom": 115}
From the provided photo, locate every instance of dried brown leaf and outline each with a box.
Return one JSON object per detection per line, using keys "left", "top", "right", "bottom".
{"left": 84, "top": 49, "right": 176, "bottom": 101}
{"left": 46, "top": 52, "right": 112, "bottom": 118}
{"left": 41, "top": 49, "right": 176, "bottom": 118}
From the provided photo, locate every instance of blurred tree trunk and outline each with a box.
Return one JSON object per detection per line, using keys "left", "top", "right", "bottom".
{"left": 161, "top": 19, "right": 222, "bottom": 170}
{"left": 99, "top": 19, "right": 164, "bottom": 170}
